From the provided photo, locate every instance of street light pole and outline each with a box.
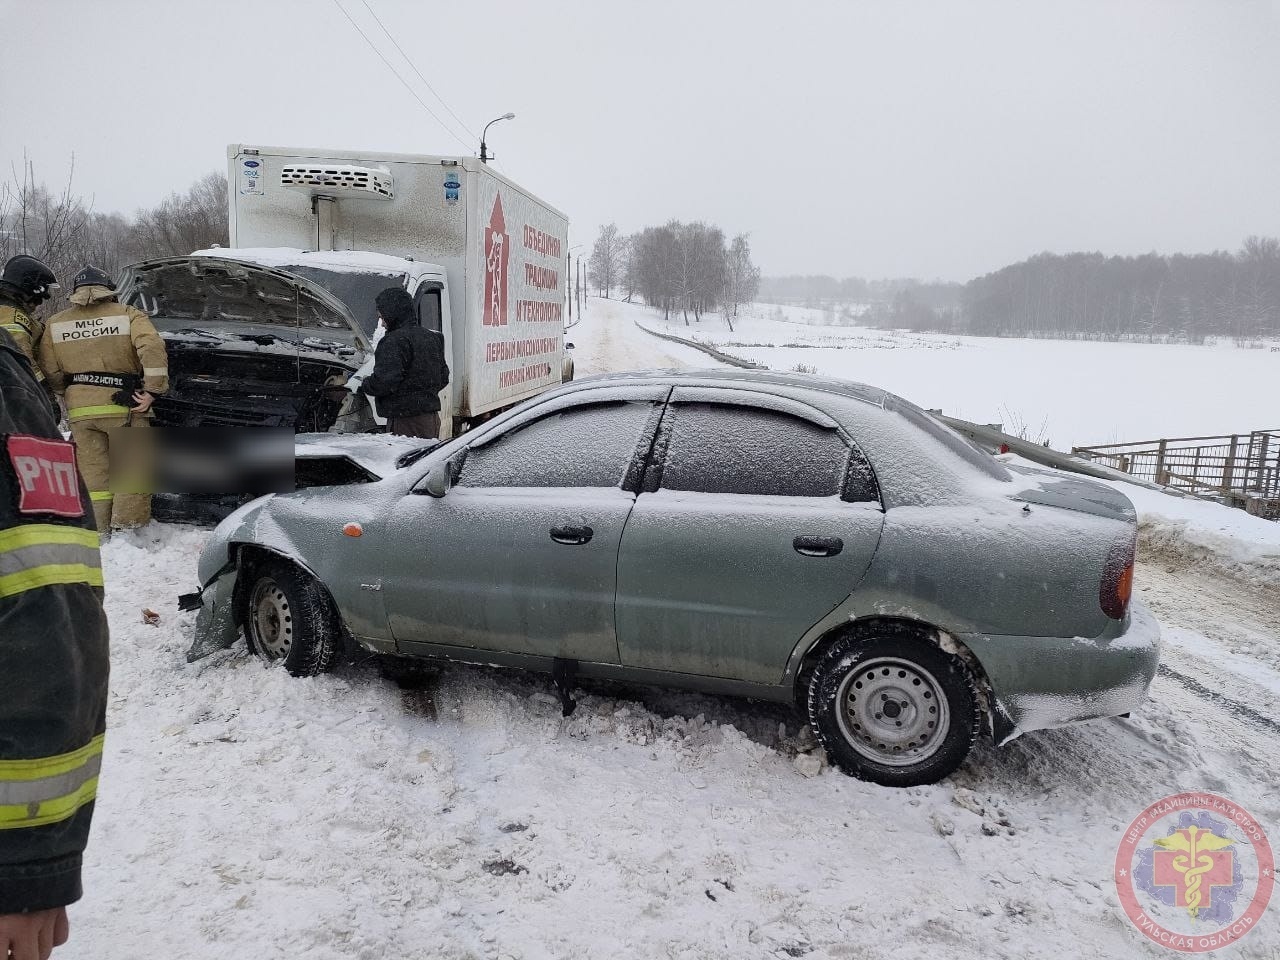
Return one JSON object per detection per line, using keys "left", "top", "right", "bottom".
{"left": 567, "top": 244, "right": 583, "bottom": 329}
{"left": 479, "top": 112, "right": 516, "bottom": 163}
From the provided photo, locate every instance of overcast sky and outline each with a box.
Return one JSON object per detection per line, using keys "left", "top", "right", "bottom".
{"left": 2, "top": 0, "right": 1277, "bottom": 280}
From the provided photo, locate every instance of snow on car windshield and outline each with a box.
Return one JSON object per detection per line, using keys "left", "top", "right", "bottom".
{"left": 129, "top": 261, "right": 352, "bottom": 331}
{"left": 276, "top": 265, "right": 407, "bottom": 338}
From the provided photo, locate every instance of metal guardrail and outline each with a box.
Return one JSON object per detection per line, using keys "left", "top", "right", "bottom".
{"left": 632, "top": 321, "right": 767, "bottom": 370}
{"left": 1073, "top": 430, "right": 1280, "bottom": 515}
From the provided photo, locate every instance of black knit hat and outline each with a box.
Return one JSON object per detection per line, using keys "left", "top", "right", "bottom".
{"left": 375, "top": 286, "right": 415, "bottom": 329}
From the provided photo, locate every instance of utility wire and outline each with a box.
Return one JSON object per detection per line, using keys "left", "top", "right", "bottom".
{"left": 330, "top": 0, "right": 471, "bottom": 152}
{"left": 359, "top": 0, "right": 478, "bottom": 144}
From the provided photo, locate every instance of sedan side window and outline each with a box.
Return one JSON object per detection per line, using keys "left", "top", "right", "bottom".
{"left": 659, "top": 402, "right": 864, "bottom": 498}
{"left": 458, "top": 400, "right": 655, "bottom": 489}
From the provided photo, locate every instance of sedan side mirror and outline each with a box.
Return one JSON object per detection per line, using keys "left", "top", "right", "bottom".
{"left": 422, "top": 462, "right": 450, "bottom": 498}
{"left": 565, "top": 342, "right": 575, "bottom": 350}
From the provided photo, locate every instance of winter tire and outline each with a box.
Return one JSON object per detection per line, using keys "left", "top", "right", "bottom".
{"left": 244, "top": 561, "right": 340, "bottom": 677}
{"left": 807, "top": 624, "right": 979, "bottom": 787}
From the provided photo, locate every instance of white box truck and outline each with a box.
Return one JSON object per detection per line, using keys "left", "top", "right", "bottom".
{"left": 132, "top": 143, "right": 571, "bottom": 439}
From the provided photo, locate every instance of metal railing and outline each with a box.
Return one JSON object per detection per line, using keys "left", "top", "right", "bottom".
{"left": 1073, "top": 430, "right": 1280, "bottom": 509}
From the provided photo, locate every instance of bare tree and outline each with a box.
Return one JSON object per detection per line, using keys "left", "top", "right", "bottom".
{"left": 2, "top": 160, "right": 229, "bottom": 313}
{"left": 630, "top": 224, "right": 680, "bottom": 320}
{"left": 590, "top": 222, "right": 627, "bottom": 299}
{"left": 0, "top": 156, "right": 94, "bottom": 303}
{"left": 723, "top": 233, "right": 760, "bottom": 331}
{"left": 685, "top": 222, "right": 726, "bottom": 324}
{"left": 124, "top": 172, "right": 228, "bottom": 261}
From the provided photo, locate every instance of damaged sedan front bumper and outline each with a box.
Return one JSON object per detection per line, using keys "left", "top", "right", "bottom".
{"left": 180, "top": 564, "right": 241, "bottom": 662}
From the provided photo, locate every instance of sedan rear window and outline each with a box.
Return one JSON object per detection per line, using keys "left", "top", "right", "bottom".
{"left": 458, "top": 400, "right": 655, "bottom": 489}
{"left": 659, "top": 403, "right": 856, "bottom": 498}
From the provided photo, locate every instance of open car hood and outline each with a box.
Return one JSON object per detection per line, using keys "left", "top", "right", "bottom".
{"left": 118, "top": 256, "right": 372, "bottom": 352}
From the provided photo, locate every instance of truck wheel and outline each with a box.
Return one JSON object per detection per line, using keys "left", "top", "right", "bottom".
{"left": 806, "top": 625, "right": 979, "bottom": 787}
{"left": 244, "top": 562, "right": 340, "bottom": 677}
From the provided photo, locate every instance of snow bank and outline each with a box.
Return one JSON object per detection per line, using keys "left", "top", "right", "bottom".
{"left": 1120, "top": 483, "right": 1280, "bottom": 585}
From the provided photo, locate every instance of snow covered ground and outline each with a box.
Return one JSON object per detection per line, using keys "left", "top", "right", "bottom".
{"left": 66, "top": 298, "right": 1279, "bottom": 959}
{"left": 633, "top": 301, "right": 1280, "bottom": 449}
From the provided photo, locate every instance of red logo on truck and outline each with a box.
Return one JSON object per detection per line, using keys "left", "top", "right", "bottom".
{"left": 483, "top": 194, "right": 509, "bottom": 327}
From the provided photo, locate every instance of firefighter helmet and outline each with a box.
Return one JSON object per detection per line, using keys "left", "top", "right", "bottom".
{"left": 0, "top": 255, "right": 59, "bottom": 306}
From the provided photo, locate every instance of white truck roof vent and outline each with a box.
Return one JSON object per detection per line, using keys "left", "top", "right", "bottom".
{"left": 279, "top": 164, "right": 394, "bottom": 200}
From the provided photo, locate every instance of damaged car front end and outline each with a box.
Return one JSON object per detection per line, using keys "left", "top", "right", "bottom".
{"left": 180, "top": 432, "right": 432, "bottom": 661}
{"left": 118, "top": 256, "right": 379, "bottom": 433}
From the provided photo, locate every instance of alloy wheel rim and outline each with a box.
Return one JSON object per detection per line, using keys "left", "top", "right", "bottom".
{"left": 250, "top": 579, "right": 293, "bottom": 661}
{"left": 835, "top": 657, "right": 950, "bottom": 767}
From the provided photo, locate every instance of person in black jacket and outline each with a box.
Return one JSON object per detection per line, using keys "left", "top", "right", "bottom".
{"left": 359, "top": 287, "right": 450, "bottom": 439}
{"left": 1, "top": 325, "right": 109, "bottom": 960}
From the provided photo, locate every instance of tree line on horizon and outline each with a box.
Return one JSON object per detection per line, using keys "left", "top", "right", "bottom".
{"left": 590, "top": 221, "right": 760, "bottom": 330}
{"left": 1, "top": 160, "right": 229, "bottom": 312}
{"left": 761, "top": 239, "right": 1280, "bottom": 343}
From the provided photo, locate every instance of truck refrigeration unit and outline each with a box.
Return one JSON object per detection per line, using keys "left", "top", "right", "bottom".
{"left": 120, "top": 144, "right": 572, "bottom": 439}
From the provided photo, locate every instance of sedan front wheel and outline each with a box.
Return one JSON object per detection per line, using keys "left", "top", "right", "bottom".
{"left": 244, "top": 561, "right": 341, "bottom": 677}
{"left": 807, "top": 625, "right": 979, "bottom": 787}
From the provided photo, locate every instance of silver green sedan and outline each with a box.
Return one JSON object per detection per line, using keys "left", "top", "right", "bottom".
{"left": 184, "top": 370, "right": 1160, "bottom": 787}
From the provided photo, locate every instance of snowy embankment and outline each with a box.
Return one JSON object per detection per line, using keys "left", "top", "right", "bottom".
{"left": 631, "top": 301, "right": 1280, "bottom": 450}
{"left": 1120, "top": 482, "right": 1280, "bottom": 586}
{"left": 66, "top": 296, "right": 1279, "bottom": 960}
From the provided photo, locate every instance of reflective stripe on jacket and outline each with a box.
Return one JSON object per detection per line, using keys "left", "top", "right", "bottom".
{"left": 38, "top": 286, "right": 169, "bottom": 421}
{"left": 0, "top": 301, "right": 44, "bottom": 383}
{"left": 0, "top": 328, "right": 110, "bottom": 913}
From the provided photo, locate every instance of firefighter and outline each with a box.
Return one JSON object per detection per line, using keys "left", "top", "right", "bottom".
{"left": 0, "top": 255, "right": 59, "bottom": 384}
{"left": 1, "top": 321, "right": 109, "bottom": 959}
{"left": 38, "top": 267, "right": 169, "bottom": 533}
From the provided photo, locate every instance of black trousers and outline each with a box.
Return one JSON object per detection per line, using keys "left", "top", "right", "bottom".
{"left": 388, "top": 411, "right": 441, "bottom": 439}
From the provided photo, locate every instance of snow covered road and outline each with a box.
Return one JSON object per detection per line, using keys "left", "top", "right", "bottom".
{"left": 64, "top": 299, "right": 1280, "bottom": 960}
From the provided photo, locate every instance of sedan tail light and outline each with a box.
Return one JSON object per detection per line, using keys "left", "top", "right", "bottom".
{"left": 1100, "top": 533, "right": 1137, "bottom": 620}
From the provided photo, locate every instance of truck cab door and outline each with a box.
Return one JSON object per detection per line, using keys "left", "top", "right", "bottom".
{"left": 411, "top": 276, "right": 455, "bottom": 439}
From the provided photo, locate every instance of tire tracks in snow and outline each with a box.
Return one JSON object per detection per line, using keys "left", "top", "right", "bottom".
{"left": 1135, "top": 557, "right": 1280, "bottom": 722}
{"left": 1155, "top": 663, "right": 1280, "bottom": 735}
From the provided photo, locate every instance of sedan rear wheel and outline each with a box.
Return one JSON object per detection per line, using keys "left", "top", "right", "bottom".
{"left": 807, "top": 625, "right": 979, "bottom": 787}
{"left": 244, "top": 561, "right": 341, "bottom": 677}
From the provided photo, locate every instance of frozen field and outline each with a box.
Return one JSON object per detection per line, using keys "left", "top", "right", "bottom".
{"left": 64, "top": 298, "right": 1280, "bottom": 960}
{"left": 626, "top": 301, "right": 1280, "bottom": 449}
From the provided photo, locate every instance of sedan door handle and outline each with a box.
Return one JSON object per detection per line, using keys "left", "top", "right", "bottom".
{"left": 794, "top": 535, "right": 843, "bottom": 558}
{"left": 550, "top": 525, "right": 594, "bottom": 546}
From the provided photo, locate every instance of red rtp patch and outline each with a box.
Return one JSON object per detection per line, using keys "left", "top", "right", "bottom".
{"left": 6, "top": 434, "right": 85, "bottom": 518}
